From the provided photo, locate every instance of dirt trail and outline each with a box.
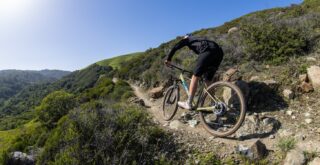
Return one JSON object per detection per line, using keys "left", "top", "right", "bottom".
{"left": 130, "top": 84, "right": 278, "bottom": 155}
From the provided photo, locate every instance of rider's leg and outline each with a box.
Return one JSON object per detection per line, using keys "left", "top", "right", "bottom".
{"left": 178, "top": 75, "right": 199, "bottom": 110}
{"left": 188, "top": 75, "right": 200, "bottom": 105}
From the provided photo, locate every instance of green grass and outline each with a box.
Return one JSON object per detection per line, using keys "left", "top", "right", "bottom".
{"left": 0, "top": 120, "right": 41, "bottom": 162}
{"left": 277, "top": 137, "right": 296, "bottom": 153}
{"left": 96, "top": 52, "right": 144, "bottom": 69}
{"left": 0, "top": 129, "right": 19, "bottom": 151}
{"left": 0, "top": 129, "right": 19, "bottom": 162}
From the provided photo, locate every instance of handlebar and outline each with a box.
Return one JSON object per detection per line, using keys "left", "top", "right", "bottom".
{"left": 166, "top": 63, "right": 193, "bottom": 75}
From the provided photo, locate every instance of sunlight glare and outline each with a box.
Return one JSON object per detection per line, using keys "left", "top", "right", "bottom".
{"left": 0, "top": 0, "right": 40, "bottom": 21}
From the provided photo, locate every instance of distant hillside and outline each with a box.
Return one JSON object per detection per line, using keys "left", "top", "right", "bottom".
{"left": 0, "top": 64, "right": 112, "bottom": 130}
{"left": 0, "top": 70, "right": 70, "bottom": 110}
{"left": 38, "top": 69, "right": 71, "bottom": 79}
{"left": 96, "top": 52, "right": 144, "bottom": 69}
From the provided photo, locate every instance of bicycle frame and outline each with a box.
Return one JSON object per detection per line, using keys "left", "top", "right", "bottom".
{"left": 168, "top": 64, "right": 218, "bottom": 112}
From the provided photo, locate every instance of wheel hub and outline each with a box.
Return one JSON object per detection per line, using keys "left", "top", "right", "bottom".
{"left": 212, "top": 102, "right": 227, "bottom": 116}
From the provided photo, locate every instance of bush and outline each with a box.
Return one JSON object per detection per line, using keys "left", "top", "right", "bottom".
{"left": 241, "top": 19, "right": 308, "bottom": 64}
{"left": 37, "top": 102, "right": 179, "bottom": 165}
{"left": 36, "top": 91, "right": 76, "bottom": 129}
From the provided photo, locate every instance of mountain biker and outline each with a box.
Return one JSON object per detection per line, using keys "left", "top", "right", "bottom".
{"left": 165, "top": 34, "right": 224, "bottom": 110}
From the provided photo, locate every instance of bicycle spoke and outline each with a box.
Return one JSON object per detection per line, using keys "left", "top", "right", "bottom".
{"left": 199, "top": 82, "right": 246, "bottom": 137}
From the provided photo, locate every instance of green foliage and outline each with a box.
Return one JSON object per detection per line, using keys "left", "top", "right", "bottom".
{"left": 8, "top": 121, "right": 44, "bottom": 152}
{"left": 96, "top": 52, "right": 144, "bottom": 69}
{"left": 299, "top": 64, "right": 308, "bottom": 73}
{"left": 79, "top": 77, "right": 133, "bottom": 102}
{"left": 241, "top": 20, "right": 308, "bottom": 65}
{"left": 0, "top": 120, "right": 42, "bottom": 164}
{"left": 194, "top": 152, "right": 222, "bottom": 165}
{"left": 303, "top": 0, "right": 320, "bottom": 9}
{"left": 109, "top": 80, "right": 132, "bottom": 100}
{"left": 36, "top": 91, "right": 76, "bottom": 129}
{"left": 37, "top": 103, "right": 178, "bottom": 165}
{"left": 79, "top": 77, "right": 114, "bottom": 102}
{"left": 0, "top": 112, "right": 34, "bottom": 130}
{"left": 55, "top": 64, "right": 113, "bottom": 93}
{"left": 0, "top": 129, "right": 19, "bottom": 163}
{"left": 0, "top": 70, "right": 69, "bottom": 106}
{"left": 37, "top": 116, "right": 80, "bottom": 165}
{"left": 0, "top": 64, "right": 112, "bottom": 130}
{"left": 283, "top": 5, "right": 306, "bottom": 18}
{"left": 277, "top": 137, "right": 296, "bottom": 153}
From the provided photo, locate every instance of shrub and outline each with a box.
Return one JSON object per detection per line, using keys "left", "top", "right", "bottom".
{"left": 37, "top": 102, "right": 179, "bottom": 164}
{"left": 36, "top": 91, "right": 76, "bottom": 129}
{"left": 241, "top": 19, "right": 308, "bottom": 64}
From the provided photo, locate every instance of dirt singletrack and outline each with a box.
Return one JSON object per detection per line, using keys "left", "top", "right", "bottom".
{"left": 130, "top": 84, "right": 279, "bottom": 156}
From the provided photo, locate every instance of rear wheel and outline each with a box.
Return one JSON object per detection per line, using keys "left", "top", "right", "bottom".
{"left": 162, "top": 85, "right": 180, "bottom": 121}
{"left": 199, "top": 81, "right": 246, "bottom": 137}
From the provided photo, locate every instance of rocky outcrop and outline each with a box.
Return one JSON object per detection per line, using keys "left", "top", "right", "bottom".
{"left": 283, "top": 89, "right": 294, "bottom": 100}
{"left": 223, "top": 80, "right": 250, "bottom": 105}
{"left": 169, "top": 120, "right": 184, "bottom": 130}
{"left": 307, "top": 66, "right": 320, "bottom": 91}
{"left": 112, "top": 77, "right": 118, "bottom": 83}
{"left": 228, "top": 27, "right": 239, "bottom": 34}
{"left": 7, "top": 152, "right": 35, "bottom": 165}
{"left": 309, "top": 157, "right": 320, "bottom": 165}
{"left": 148, "top": 86, "right": 164, "bottom": 99}
{"left": 283, "top": 149, "right": 305, "bottom": 165}
{"left": 298, "top": 82, "right": 314, "bottom": 93}
{"left": 306, "top": 57, "right": 317, "bottom": 62}
{"left": 298, "top": 74, "right": 307, "bottom": 82}
{"left": 128, "top": 97, "right": 145, "bottom": 106}
{"left": 236, "top": 140, "right": 268, "bottom": 160}
{"left": 263, "top": 79, "right": 279, "bottom": 89}
{"left": 249, "top": 140, "right": 268, "bottom": 160}
{"left": 297, "top": 73, "right": 314, "bottom": 93}
{"left": 223, "top": 68, "right": 241, "bottom": 81}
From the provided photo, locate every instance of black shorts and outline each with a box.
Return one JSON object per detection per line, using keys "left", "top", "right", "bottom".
{"left": 193, "top": 48, "right": 223, "bottom": 81}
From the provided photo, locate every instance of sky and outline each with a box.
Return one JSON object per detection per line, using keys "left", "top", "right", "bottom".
{"left": 0, "top": 0, "right": 303, "bottom": 71}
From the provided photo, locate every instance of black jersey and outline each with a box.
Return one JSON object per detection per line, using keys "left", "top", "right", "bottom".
{"left": 166, "top": 36, "right": 220, "bottom": 61}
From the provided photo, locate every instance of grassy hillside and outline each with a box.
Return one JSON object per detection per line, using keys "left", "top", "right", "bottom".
{"left": 0, "top": 77, "right": 185, "bottom": 164}
{"left": 96, "top": 52, "right": 144, "bottom": 69}
{"left": 0, "top": 129, "right": 19, "bottom": 157}
{"left": 1, "top": 0, "right": 320, "bottom": 164}
{"left": 108, "top": 0, "right": 320, "bottom": 88}
{"left": 0, "top": 120, "right": 40, "bottom": 163}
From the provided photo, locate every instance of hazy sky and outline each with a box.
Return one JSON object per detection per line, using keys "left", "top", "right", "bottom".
{"left": 0, "top": 0, "right": 303, "bottom": 71}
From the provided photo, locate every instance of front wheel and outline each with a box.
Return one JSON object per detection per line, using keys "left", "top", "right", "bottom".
{"left": 199, "top": 81, "right": 246, "bottom": 137}
{"left": 162, "top": 85, "right": 180, "bottom": 121}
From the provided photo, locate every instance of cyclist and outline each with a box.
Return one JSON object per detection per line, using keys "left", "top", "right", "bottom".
{"left": 165, "top": 34, "right": 224, "bottom": 110}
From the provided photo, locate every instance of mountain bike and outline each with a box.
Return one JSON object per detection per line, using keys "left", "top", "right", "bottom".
{"left": 162, "top": 64, "right": 246, "bottom": 137}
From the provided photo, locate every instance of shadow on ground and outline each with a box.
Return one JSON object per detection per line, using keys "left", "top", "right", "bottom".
{"left": 224, "top": 116, "right": 282, "bottom": 141}
{"left": 247, "top": 81, "right": 288, "bottom": 113}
